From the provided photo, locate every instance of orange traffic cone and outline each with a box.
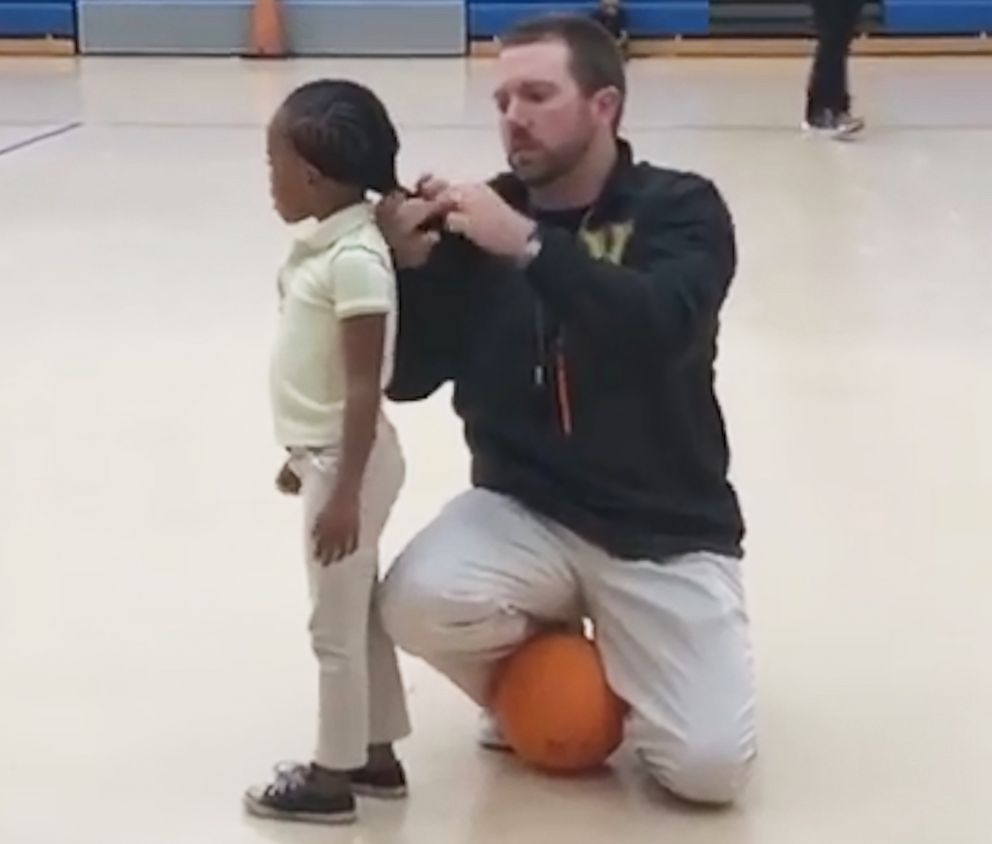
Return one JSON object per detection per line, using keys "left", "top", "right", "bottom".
{"left": 248, "top": 0, "right": 285, "bottom": 57}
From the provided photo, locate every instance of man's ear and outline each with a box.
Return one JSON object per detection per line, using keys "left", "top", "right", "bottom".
{"left": 592, "top": 86, "right": 623, "bottom": 130}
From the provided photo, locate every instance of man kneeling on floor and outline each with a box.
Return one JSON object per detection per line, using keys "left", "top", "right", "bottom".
{"left": 377, "top": 13, "right": 757, "bottom": 805}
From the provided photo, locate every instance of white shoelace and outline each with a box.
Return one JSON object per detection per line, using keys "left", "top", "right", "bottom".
{"left": 265, "top": 761, "right": 309, "bottom": 797}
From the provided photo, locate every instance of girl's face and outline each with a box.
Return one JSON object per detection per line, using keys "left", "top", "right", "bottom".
{"left": 266, "top": 116, "right": 315, "bottom": 223}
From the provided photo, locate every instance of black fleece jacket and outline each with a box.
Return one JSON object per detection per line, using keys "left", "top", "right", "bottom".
{"left": 387, "top": 141, "right": 744, "bottom": 561}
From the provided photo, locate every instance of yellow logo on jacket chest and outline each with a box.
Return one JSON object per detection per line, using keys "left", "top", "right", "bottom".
{"left": 578, "top": 221, "right": 634, "bottom": 266}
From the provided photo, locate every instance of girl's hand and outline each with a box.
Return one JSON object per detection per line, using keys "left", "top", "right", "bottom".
{"left": 313, "top": 491, "right": 360, "bottom": 565}
{"left": 276, "top": 460, "right": 301, "bottom": 496}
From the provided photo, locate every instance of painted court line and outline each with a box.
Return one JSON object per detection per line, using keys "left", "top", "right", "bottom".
{"left": 0, "top": 121, "right": 82, "bottom": 159}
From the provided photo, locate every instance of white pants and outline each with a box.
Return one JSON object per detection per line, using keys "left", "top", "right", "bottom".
{"left": 291, "top": 421, "right": 410, "bottom": 770}
{"left": 381, "top": 489, "right": 756, "bottom": 803}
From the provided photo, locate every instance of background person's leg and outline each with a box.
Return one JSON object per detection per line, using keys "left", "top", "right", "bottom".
{"left": 807, "top": 0, "right": 867, "bottom": 128}
{"left": 807, "top": 0, "right": 845, "bottom": 121}
{"left": 834, "top": 0, "right": 869, "bottom": 115}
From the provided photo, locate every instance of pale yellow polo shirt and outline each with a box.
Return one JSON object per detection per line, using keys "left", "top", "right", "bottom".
{"left": 270, "top": 202, "right": 396, "bottom": 447}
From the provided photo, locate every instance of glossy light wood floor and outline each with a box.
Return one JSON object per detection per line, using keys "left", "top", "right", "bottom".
{"left": 1, "top": 55, "right": 990, "bottom": 844}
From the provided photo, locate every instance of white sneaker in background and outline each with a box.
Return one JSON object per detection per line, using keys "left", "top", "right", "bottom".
{"left": 802, "top": 110, "right": 866, "bottom": 140}
{"left": 477, "top": 710, "right": 511, "bottom": 752}
{"left": 832, "top": 112, "right": 866, "bottom": 139}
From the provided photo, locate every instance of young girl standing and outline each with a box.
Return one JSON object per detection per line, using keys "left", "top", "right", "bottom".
{"left": 244, "top": 80, "right": 410, "bottom": 826}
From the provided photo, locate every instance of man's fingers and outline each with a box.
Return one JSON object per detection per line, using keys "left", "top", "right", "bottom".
{"left": 440, "top": 182, "right": 492, "bottom": 207}
{"left": 378, "top": 193, "right": 437, "bottom": 231}
{"left": 378, "top": 190, "right": 402, "bottom": 209}
{"left": 445, "top": 211, "right": 470, "bottom": 237}
{"left": 396, "top": 197, "right": 444, "bottom": 230}
{"left": 375, "top": 191, "right": 405, "bottom": 222}
{"left": 416, "top": 173, "right": 450, "bottom": 201}
{"left": 437, "top": 186, "right": 463, "bottom": 208}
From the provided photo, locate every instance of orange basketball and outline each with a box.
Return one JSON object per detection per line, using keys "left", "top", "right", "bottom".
{"left": 491, "top": 632, "right": 627, "bottom": 774}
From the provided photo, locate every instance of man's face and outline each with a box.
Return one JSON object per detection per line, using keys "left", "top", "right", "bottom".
{"left": 494, "top": 40, "right": 613, "bottom": 188}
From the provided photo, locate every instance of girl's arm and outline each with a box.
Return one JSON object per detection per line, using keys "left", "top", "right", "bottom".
{"left": 312, "top": 246, "right": 395, "bottom": 565}
{"left": 312, "top": 313, "right": 385, "bottom": 564}
{"left": 334, "top": 313, "right": 386, "bottom": 502}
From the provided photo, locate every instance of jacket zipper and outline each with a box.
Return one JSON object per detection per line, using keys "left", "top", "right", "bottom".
{"left": 534, "top": 306, "right": 571, "bottom": 436}
{"left": 530, "top": 209, "right": 595, "bottom": 438}
{"left": 533, "top": 301, "right": 546, "bottom": 389}
{"left": 554, "top": 333, "right": 573, "bottom": 436}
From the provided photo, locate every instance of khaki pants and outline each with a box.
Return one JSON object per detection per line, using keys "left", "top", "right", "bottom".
{"left": 291, "top": 421, "right": 410, "bottom": 770}
{"left": 381, "top": 489, "right": 756, "bottom": 803}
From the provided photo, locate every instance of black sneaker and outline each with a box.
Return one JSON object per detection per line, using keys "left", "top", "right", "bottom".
{"left": 244, "top": 762, "right": 356, "bottom": 825}
{"left": 349, "top": 758, "right": 408, "bottom": 799}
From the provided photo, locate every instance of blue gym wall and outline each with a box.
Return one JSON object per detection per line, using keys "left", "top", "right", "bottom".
{"left": 465, "top": 0, "right": 992, "bottom": 38}
{"left": 0, "top": 0, "right": 75, "bottom": 37}
{"left": 2, "top": 0, "right": 991, "bottom": 50}
{"left": 467, "top": 1, "right": 708, "bottom": 37}
{"left": 884, "top": 0, "right": 992, "bottom": 32}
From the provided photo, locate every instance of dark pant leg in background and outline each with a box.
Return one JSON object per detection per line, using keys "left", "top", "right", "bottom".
{"left": 807, "top": 0, "right": 867, "bottom": 120}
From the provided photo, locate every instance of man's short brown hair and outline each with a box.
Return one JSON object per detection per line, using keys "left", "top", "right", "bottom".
{"left": 501, "top": 13, "right": 627, "bottom": 107}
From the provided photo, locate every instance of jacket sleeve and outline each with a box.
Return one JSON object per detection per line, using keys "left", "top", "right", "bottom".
{"left": 525, "top": 174, "right": 737, "bottom": 363}
{"left": 386, "top": 237, "right": 472, "bottom": 402}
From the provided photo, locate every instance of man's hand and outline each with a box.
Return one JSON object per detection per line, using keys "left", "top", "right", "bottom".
{"left": 275, "top": 460, "right": 301, "bottom": 496}
{"left": 441, "top": 184, "right": 536, "bottom": 262}
{"left": 312, "top": 490, "right": 360, "bottom": 565}
{"left": 376, "top": 191, "right": 449, "bottom": 270}
{"left": 413, "top": 172, "right": 450, "bottom": 201}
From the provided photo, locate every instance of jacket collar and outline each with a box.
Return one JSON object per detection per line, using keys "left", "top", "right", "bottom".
{"left": 493, "top": 138, "right": 638, "bottom": 226}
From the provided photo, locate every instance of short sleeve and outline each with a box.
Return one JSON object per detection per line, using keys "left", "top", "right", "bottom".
{"left": 331, "top": 247, "right": 395, "bottom": 319}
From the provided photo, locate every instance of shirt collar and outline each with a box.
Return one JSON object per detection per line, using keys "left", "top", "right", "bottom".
{"left": 492, "top": 138, "right": 638, "bottom": 226}
{"left": 294, "top": 201, "right": 374, "bottom": 252}
{"left": 588, "top": 138, "right": 638, "bottom": 224}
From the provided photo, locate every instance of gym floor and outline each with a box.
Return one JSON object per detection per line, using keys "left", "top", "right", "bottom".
{"left": 1, "top": 54, "right": 990, "bottom": 844}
